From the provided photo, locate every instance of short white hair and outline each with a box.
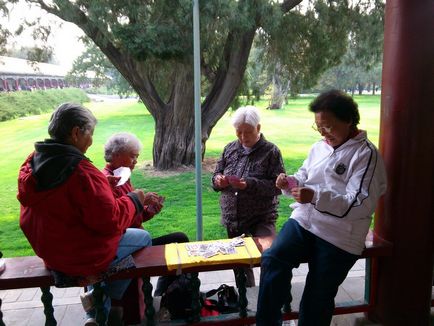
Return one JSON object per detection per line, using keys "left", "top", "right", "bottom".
{"left": 104, "top": 132, "right": 142, "bottom": 162}
{"left": 231, "top": 105, "right": 261, "bottom": 128}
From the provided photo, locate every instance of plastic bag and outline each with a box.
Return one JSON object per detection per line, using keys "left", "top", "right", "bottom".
{"left": 204, "top": 284, "right": 239, "bottom": 314}
{"left": 159, "top": 273, "right": 194, "bottom": 320}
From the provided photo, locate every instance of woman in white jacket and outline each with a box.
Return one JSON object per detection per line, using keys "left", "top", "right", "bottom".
{"left": 256, "top": 90, "right": 387, "bottom": 326}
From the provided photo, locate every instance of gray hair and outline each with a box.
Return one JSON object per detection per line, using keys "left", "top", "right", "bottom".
{"left": 48, "top": 103, "right": 97, "bottom": 142}
{"left": 104, "top": 132, "right": 143, "bottom": 162}
{"left": 231, "top": 105, "right": 261, "bottom": 128}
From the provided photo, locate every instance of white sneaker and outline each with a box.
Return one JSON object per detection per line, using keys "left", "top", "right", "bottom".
{"left": 283, "top": 320, "right": 297, "bottom": 326}
{"left": 80, "top": 291, "right": 94, "bottom": 312}
{"left": 84, "top": 317, "right": 98, "bottom": 326}
{"left": 0, "top": 259, "right": 5, "bottom": 274}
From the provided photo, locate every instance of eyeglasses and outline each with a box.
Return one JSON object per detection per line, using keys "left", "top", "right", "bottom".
{"left": 312, "top": 123, "right": 332, "bottom": 133}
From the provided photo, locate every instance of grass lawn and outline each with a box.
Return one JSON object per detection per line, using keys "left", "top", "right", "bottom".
{"left": 0, "top": 95, "right": 381, "bottom": 257}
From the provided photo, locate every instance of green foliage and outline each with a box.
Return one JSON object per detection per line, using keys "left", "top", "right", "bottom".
{"left": 6, "top": 45, "right": 54, "bottom": 63}
{"left": 6, "top": 0, "right": 385, "bottom": 170}
{"left": 0, "top": 88, "right": 89, "bottom": 121}
{"left": 258, "top": 1, "right": 351, "bottom": 93}
{"left": 31, "top": 0, "right": 382, "bottom": 100}
{"left": 250, "top": 1, "right": 384, "bottom": 102}
{"left": 66, "top": 42, "right": 112, "bottom": 87}
{"left": 348, "top": 0, "right": 385, "bottom": 70}
{"left": 66, "top": 41, "right": 136, "bottom": 98}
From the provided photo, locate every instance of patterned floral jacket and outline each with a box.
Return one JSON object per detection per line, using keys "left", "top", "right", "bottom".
{"left": 212, "top": 134, "right": 285, "bottom": 232}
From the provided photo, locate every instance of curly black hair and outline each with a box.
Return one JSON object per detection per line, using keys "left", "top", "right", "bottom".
{"left": 309, "top": 90, "right": 360, "bottom": 128}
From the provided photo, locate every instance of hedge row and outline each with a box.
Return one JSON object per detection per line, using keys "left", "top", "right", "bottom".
{"left": 0, "top": 88, "right": 89, "bottom": 122}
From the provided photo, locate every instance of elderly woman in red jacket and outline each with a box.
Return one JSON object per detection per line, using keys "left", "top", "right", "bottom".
{"left": 17, "top": 103, "right": 151, "bottom": 325}
{"left": 102, "top": 132, "right": 189, "bottom": 313}
{"left": 102, "top": 132, "right": 189, "bottom": 245}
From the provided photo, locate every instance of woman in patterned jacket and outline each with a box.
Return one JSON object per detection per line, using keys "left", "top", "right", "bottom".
{"left": 212, "top": 106, "right": 285, "bottom": 287}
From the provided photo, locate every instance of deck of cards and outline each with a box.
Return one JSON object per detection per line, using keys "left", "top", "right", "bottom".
{"left": 286, "top": 176, "right": 298, "bottom": 190}
{"left": 226, "top": 175, "right": 240, "bottom": 184}
{"left": 113, "top": 167, "right": 131, "bottom": 186}
{"left": 185, "top": 237, "right": 246, "bottom": 259}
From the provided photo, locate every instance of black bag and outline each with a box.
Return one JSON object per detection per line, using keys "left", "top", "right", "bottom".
{"left": 159, "top": 273, "right": 195, "bottom": 320}
{"left": 204, "top": 284, "right": 239, "bottom": 314}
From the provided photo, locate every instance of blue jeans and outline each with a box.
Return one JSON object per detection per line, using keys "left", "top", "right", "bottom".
{"left": 87, "top": 228, "right": 152, "bottom": 318}
{"left": 256, "top": 219, "right": 358, "bottom": 326}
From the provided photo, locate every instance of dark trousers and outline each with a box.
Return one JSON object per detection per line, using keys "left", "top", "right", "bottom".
{"left": 112, "top": 232, "right": 189, "bottom": 323}
{"left": 227, "top": 222, "right": 275, "bottom": 287}
{"left": 152, "top": 232, "right": 189, "bottom": 296}
{"left": 256, "top": 219, "right": 358, "bottom": 326}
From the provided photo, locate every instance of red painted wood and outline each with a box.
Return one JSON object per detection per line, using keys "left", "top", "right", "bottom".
{"left": 373, "top": 0, "right": 434, "bottom": 324}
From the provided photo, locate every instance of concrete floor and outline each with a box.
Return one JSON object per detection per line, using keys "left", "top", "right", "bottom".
{"left": 1, "top": 260, "right": 433, "bottom": 325}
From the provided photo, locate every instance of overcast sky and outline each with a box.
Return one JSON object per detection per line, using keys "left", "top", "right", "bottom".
{"left": 2, "top": 0, "right": 85, "bottom": 70}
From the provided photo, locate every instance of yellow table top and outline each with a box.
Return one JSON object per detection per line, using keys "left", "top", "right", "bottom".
{"left": 165, "top": 237, "right": 261, "bottom": 273}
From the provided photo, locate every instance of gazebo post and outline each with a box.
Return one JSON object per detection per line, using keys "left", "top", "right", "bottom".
{"left": 372, "top": 0, "right": 434, "bottom": 324}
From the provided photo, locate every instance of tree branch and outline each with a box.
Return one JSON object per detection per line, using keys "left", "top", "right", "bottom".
{"left": 28, "top": 0, "right": 164, "bottom": 115}
{"left": 281, "top": 0, "right": 304, "bottom": 13}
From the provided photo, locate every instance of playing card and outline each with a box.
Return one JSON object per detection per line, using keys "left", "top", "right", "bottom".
{"left": 286, "top": 176, "right": 298, "bottom": 190}
{"left": 113, "top": 167, "right": 131, "bottom": 186}
{"left": 230, "top": 237, "right": 245, "bottom": 247}
{"left": 185, "top": 239, "right": 245, "bottom": 258}
{"left": 226, "top": 175, "right": 240, "bottom": 183}
{"left": 220, "top": 245, "right": 236, "bottom": 255}
{"left": 203, "top": 249, "right": 219, "bottom": 258}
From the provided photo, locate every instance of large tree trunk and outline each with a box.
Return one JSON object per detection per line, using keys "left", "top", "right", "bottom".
{"left": 128, "top": 63, "right": 205, "bottom": 170}
{"left": 268, "top": 65, "right": 290, "bottom": 110}
{"left": 152, "top": 68, "right": 197, "bottom": 170}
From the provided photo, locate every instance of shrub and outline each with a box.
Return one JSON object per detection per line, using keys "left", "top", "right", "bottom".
{"left": 0, "top": 88, "right": 89, "bottom": 121}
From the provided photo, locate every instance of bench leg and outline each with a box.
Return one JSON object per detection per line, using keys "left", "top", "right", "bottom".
{"left": 40, "top": 287, "right": 57, "bottom": 326}
{"left": 235, "top": 268, "right": 248, "bottom": 317}
{"left": 188, "top": 272, "right": 201, "bottom": 323}
{"left": 93, "top": 282, "right": 107, "bottom": 326}
{"left": 142, "top": 275, "right": 155, "bottom": 326}
{"left": 0, "top": 297, "right": 5, "bottom": 326}
{"left": 364, "top": 257, "right": 372, "bottom": 305}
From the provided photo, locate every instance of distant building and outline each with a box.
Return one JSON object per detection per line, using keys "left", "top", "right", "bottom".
{"left": 0, "top": 56, "right": 69, "bottom": 92}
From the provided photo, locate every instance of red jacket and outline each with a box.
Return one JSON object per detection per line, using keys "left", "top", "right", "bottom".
{"left": 18, "top": 143, "right": 141, "bottom": 276}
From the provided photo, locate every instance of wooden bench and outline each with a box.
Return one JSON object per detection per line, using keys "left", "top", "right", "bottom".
{"left": 0, "top": 233, "right": 393, "bottom": 326}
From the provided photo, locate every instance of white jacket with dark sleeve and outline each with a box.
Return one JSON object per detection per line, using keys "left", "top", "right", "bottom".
{"left": 286, "top": 130, "right": 387, "bottom": 255}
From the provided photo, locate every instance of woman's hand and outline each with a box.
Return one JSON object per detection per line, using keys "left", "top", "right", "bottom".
{"left": 228, "top": 177, "right": 247, "bottom": 190}
{"left": 143, "top": 192, "right": 161, "bottom": 206}
{"left": 276, "top": 173, "right": 289, "bottom": 190}
{"left": 106, "top": 175, "right": 121, "bottom": 187}
{"left": 291, "top": 187, "right": 314, "bottom": 204}
{"left": 132, "top": 189, "right": 146, "bottom": 205}
{"left": 215, "top": 174, "right": 229, "bottom": 189}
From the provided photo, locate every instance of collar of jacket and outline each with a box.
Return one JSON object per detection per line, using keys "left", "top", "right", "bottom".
{"left": 329, "top": 130, "right": 368, "bottom": 153}
{"left": 236, "top": 133, "right": 266, "bottom": 154}
{"left": 31, "top": 139, "right": 88, "bottom": 190}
